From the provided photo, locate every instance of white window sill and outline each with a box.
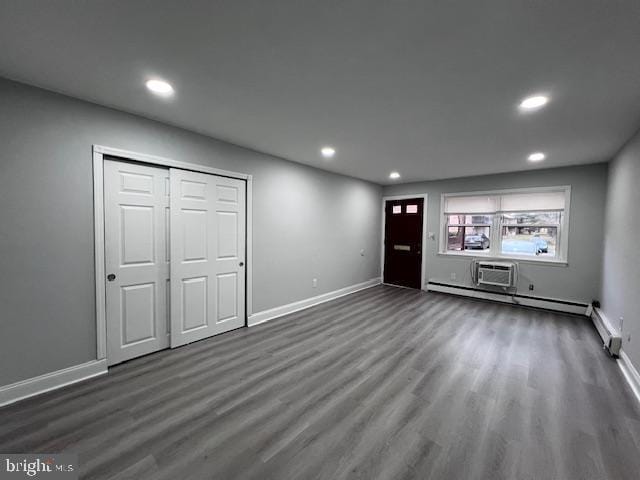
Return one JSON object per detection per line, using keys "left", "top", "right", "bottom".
{"left": 437, "top": 251, "right": 568, "bottom": 267}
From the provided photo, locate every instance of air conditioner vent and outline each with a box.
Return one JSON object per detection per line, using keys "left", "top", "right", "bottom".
{"left": 476, "top": 261, "right": 515, "bottom": 288}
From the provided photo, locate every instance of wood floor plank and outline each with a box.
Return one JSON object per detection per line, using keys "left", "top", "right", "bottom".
{"left": 1, "top": 285, "right": 639, "bottom": 479}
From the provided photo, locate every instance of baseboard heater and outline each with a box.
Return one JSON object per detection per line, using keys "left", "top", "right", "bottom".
{"left": 427, "top": 281, "right": 590, "bottom": 316}
{"left": 590, "top": 307, "right": 622, "bottom": 357}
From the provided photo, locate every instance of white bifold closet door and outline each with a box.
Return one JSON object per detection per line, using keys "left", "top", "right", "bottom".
{"left": 104, "top": 160, "right": 170, "bottom": 366}
{"left": 169, "top": 168, "right": 246, "bottom": 348}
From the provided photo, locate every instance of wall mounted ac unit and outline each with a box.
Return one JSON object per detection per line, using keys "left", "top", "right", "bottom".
{"left": 476, "top": 261, "right": 515, "bottom": 288}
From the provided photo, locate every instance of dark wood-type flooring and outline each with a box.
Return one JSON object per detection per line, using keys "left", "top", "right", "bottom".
{"left": 2, "top": 285, "right": 640, "bottom": 479}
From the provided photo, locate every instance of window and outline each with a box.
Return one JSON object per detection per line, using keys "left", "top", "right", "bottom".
{"left": 441, "top": 187, "right": 570, "bottom": 262}
{"left": 406, "top": 204, "right": 418, "bottom": 214}
{"left": 501, "top": 211, "right": 560, "bottom": 257}
{"left": 446, "top": 215, "right": 492, "bottom": 252}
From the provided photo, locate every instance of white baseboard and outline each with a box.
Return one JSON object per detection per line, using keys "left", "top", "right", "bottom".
{"left": 427, "top": 281, "right": 589, "bottom": 315}
{"left": 0, "top": 359, "right": 107, "bottom": 407}
{"left": 248, "top": 277, "right": 381, "bottom": 327}
{"left": 618, "top": 350, "right": 640, "bottom": 406}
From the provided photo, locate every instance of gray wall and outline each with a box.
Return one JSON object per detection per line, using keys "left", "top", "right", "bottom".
{"left": 0, "top": 78, "right": 381, "bottom": 386}
{"left": 601, "top": 128, "right": 640, "bottom": 369}
{"left": 383, "top": 164, "right": 608, "bottom": 303}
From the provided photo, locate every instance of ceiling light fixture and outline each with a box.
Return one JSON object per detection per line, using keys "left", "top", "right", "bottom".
{"left": 145, "top": 79, "right": 174, "bottom": 96}
{"left": 528, "top": 152, "right": 546, "bottom": 162}
{"left": 320, "top": 146, "right": 336, "bottom": 158}
{"left": 389, "top": 171, "right": 401, "bottom": 179}
{"left": 519, "top": 94, "right": 549, "bottom": 111}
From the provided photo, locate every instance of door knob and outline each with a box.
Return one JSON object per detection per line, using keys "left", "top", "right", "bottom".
{"left": 239, "top": 262, "right": 244, "bottom": 267}
{"left": 107, "top": 273, "right": 116, "bottom": 281}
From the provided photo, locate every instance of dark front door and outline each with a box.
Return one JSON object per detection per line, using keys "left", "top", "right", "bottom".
{"left": 384, "top": 198, "right": 424, "bottom": 289}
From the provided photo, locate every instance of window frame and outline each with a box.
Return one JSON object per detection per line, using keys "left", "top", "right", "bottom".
{"left": 439, "top": 186, "right": 571, "bottom": 264}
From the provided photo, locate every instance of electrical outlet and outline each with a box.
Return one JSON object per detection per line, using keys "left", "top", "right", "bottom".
{"left": 451, "top": 272, "right": 457, "bottom": 281}
{"left": 529, "top": 284, "right": 534, "bottom": 291}
{"left": 312, "top": 278, "right": 318, "bottom": 288}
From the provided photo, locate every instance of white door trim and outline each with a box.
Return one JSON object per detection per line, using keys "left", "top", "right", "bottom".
{"left": 380, "top": 194, "right": 428, "bottom": 291}
{"left": 93, "top": 145, "right": 250, "bottom": 180}
{"left": 93, "top": 145, "right": 253, "bottom": 361}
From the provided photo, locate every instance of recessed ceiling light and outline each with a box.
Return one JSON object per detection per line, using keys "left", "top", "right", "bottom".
{"left": 519, "top": 94, "right": 549, "bottom": 111}
{"left": 320, "top": 146, "right": 336, "bottom": 158}
{"left": 145, "top": 79, "right": 174, "bottom": 96}
{"left": 389, "top": 171, "right": 401, "bottom": 179}
{"left": 528, "top": 152, "right": 546, "bottom": 162}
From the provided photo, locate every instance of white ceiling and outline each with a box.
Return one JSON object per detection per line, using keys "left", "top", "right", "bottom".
{"left": 1, "top": 1, "right": 639, "bottom": 184}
